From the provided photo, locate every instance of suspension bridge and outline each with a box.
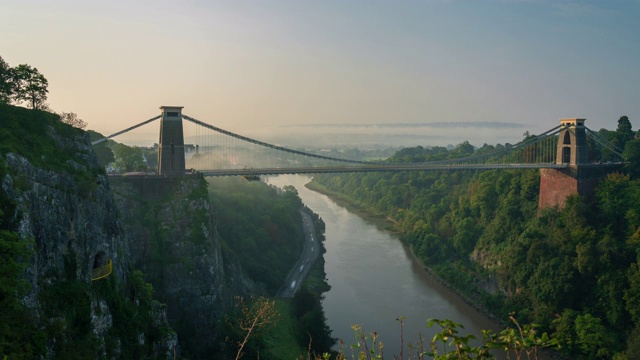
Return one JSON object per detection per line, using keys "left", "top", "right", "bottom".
{"left": 88, "top": 107, "right": 626, "bottom": 284}
{"left": 92, "top": 106, "right": 624, "bottom": 179}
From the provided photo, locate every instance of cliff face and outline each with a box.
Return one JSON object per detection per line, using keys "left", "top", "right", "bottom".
{"left": 3, "top": 150, "right": 126, "bottom": 301}
{"left": 110, "top": 176, "right": 255, "bottom": 357}
{"left": 0, "top": 105, "right": 176, "bottom": 359}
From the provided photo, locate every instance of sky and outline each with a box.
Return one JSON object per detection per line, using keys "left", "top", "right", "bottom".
{"left": 2, "top": 0, "right": 639, "bottom": 147}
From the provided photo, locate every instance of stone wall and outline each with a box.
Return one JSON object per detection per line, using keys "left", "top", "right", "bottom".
{"left": 538, "top": 168, "right": 579, "bottom": 210}
{"left": 538, "top": 165, "right": 622, "bottom": 210}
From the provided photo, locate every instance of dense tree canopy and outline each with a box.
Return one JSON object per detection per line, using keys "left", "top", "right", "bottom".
{"left": 617, "top": 116, "right": 635, "bottom": 147}
{"left": 207, "top": 177, "right": 304, "bottom": 293}
{"left": 111, "top": 143, "right": 147, "bottom": 173}
{"left": 312, "top": 118, "right": 640, "bottom": 359}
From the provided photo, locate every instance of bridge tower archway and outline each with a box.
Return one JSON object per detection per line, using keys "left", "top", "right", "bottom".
{"left": 555, "top": 118, "right": 587, "bottom": 165}
{"left": 157, "top": 106, "right": 186, "bottom": 175}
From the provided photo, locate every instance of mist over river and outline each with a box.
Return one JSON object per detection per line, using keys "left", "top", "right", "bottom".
{"left": 266, "top": 175, "right": 508, "bottom": 357}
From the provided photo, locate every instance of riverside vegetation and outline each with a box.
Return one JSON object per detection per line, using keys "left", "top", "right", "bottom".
{"left": 311, "top": 116, "right": 640, "bottom": 359}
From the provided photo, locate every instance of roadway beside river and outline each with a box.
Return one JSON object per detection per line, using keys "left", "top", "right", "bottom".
{"left": 276, "top": 210, "right": 319, "bottom": 297}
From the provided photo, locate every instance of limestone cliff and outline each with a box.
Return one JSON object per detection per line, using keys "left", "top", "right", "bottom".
{"left": 0, "top": 105, "right": 176, "bottom": 359}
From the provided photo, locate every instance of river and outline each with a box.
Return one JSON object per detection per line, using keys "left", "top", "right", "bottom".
{"left": 266, "top": 175, "right": 504, "bottom": 357}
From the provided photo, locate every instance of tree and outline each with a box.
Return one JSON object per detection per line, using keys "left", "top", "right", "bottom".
{"left": 229, "top": 296, "right": 278, "bottom": 360}
{"left": 112, "top": 143, "right": 146, "bottom": 172}
{"left": 617, "top": 116, "right": 635, "bottom": 149}
{"left": 11, "top": 64, "right": 48, "bottom": 109}
{"left": 623, "top": 139, "right": 640, "bottom": 178}
{"left": 87, "top": 130, "right": 116, "bottom": 167}
{"left": 574, "top": 313, "right": 617, "bottom": 359}
{"left": 0, "top": 55, "right": 12, "bottom": 103}
{"left": 59, "top": 111, "right": 88, "bottom": 129}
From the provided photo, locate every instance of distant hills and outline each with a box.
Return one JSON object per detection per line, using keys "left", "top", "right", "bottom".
{"left": 282, "top": 121, "right": 525, "bottom": 129}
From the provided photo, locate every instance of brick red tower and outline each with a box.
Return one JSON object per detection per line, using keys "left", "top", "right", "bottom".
{"left": 538, "top": 118, "right": 609, "bottom": 210}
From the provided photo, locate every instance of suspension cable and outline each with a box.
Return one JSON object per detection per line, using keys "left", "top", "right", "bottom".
{"left": 91, "top": 115, "right": 162, "bottom": 145}
{"left": 584, "top": 126, "right": 624, "bottom": 157}
{"left": 182, "top": 114, "right": 371, "bottom": 165}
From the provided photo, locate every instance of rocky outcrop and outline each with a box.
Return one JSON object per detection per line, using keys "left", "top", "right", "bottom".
{"left": 3, "top": 149, "right": 126, "bottom": 297}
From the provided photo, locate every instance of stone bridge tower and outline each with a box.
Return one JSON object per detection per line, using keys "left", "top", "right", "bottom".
{"left": 555, "top": 118, "right": 588, "bottom": 166}
{"left": 157, "top": 106, "right": 186, "bottom": 175}
{"left": 538, "top": 118, "right": 612, "bottom": 210}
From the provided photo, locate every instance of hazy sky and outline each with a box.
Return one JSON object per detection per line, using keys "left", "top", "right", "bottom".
{"left": 2, "top": 0, "right": 639, "bottom": 147}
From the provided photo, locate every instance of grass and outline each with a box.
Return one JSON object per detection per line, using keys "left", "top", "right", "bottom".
{"left": 0, "top": 104, "right": 81, "bottom": 167}
{"left": 0, "top": 103, "right": 103, "bottom": 192}
{"left": 262, "top": 300, "right": 308, "bottom": 359}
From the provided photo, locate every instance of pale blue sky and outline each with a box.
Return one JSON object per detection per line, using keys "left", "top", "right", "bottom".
{"left": 2, "top": 0, "right": 639, "bottom": 146}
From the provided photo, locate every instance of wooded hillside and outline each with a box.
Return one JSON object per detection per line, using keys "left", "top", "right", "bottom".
{"left": 313, "top": 119, "right": 640, "bottom": 359}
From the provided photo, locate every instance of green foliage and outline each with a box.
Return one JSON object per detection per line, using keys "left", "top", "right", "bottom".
{"left": 331, "top": 316, "right": 558, "bottom": 360}
{"left": 0, "top": 168, "right": 43, "bottom": 358}
{"left": 87, "top": 130, "right": 116, "bottom": 167}
{"left": 0, "top": 56, "right": 12, "bottom": 103}
{"left": 93, "top": 271, "right": 174, "bottom": 359}
{"left": 292, "top": 287, "right": 335, "bottom": 353}
{"left": 623, "top": 139, "right": 640, "bottom": 178}
{"left": 223, "top": 296, "right": 279, "bottom": 359}
{"left": 111, "top": 142, "right": 148, "bottom": 172}
{"left": 226, "top": 295, "right": 331, "bottom": 360}
{"left": 616, "top": 116, "right": 635, "bottom": 149}
{"left": 574, "top": 313, "right": 616, "bottom": 359}
{"left": 9, "top": 64, "right": 48, "bottom": 109}
{"left": 0, "top": 56, "right": 48, "bottom": 109}
{"left": 96, "top": 138, "right": 158, "bottom": 173}
{"left": 208, "top": 177, "right": 304, "bottom": 293}
{"left": 0, "top": 231, "right": 43, "bottom": 359}
{"left": 39, "top": 280, "right": 101, "bottom": 359}
{"left": 261, "top": 300, "right": 308, "bottom": 360}
{"left": 0, "top": 103, "right": 103, "bottom": 192}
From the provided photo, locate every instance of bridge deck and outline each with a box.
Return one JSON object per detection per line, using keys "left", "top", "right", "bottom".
{"left": 197, "top": 163, "right": 571, "bottom": 176}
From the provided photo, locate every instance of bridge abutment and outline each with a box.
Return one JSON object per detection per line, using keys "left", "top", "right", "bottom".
{"left": 539, "top": 166, "right": 614, "bottom": 209}
{"left": 157, "top": 106, "right": 186, "bottom": 175}
{"left": 538, "top": 118, "right": 617, "bottom": 210}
